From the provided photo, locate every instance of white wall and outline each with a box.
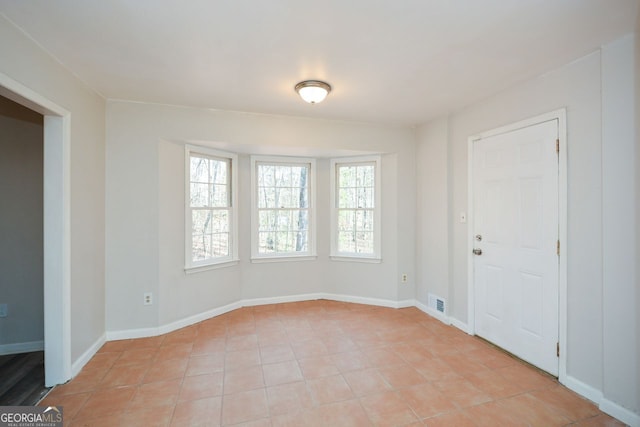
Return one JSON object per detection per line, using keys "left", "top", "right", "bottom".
{"left": 0, "top": 100, "right": 43, "bottom": 351}
{"left": 0, "top": 16, "right": 106, "bottom": 363}
{"left": 601, "top": 34, "right": 638, "bottom": 418}
{"left": 416, "top": 34, "right": 639, "bottom": 422}
{"left": 415, "top": 118, "right": 450, "bottom": 309}
{"left": 106, "top": 101, "right": 416, "bottom": 333}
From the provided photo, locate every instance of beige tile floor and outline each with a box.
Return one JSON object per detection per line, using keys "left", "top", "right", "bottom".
{"left": 40, "top": 300, "right": 625, "bottom": 426}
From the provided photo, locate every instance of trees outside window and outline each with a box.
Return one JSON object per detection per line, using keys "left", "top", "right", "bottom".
{"left": 251, "top": 157, "right": 316, "bottom": 260}
{"left": 185, "top": 146, "right": 238, "bottom": 270}
{"left": 331, "top": 156, "right": 381, "bottom": 261}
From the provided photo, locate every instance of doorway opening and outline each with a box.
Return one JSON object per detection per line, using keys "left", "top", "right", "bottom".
{"left": 0, "top": 73, "right": 71, "bottom": 387}
{"left": 0, "top": 95, "right": 48, "bottom": 405}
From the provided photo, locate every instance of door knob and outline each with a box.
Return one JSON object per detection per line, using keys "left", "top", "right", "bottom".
{"left": 473, "top": 248, "right": 483, "bottom": 255}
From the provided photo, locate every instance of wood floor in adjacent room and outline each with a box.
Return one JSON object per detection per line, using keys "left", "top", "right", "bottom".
{"left": 40, "top": 300, "right": 622, "bottom": 426}
{"left": 0, "top": 350, "right": 50, "bottom": 406}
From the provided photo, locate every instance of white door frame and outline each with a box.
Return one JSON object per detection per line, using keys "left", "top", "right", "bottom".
{"left": 466, "top": 109, "right": 567, "bottom": 383}
{"left": 0, "top": 72, "right": 72, "bottom": 386}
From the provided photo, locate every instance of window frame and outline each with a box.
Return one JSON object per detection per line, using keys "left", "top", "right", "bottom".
{"left": 250, "top": 155, "right": 317, "bottom": 262}
{"left": 184, "top": 145, "right": 239, "bottom": 272}
{"left": 330, "top": 155, "right": 382, "bottom": 262}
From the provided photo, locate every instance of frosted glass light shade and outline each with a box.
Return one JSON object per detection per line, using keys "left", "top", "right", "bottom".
{"left": 295, "top": 80, "right": 331, "bottom": 104}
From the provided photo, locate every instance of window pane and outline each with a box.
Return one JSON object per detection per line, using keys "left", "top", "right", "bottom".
{"left": 257, "top": 209, "right": 310, "bottom": 254}
{"left": 338, "top": 210, "right": 354, "bottom": 232}
{"left": 190, "top": 183, "right": 209, "bottom": 207}
{"left": 338, "top": 231, "right": 355, "bottom": 253}
{"left": 338, "top": 188, "right": 355, "bottom": 209}
{"left": 192, "top": 210, "right": 213, "bottom": 235}
{"left": 258, "top": 231, "right": 275, "bottom": 253}
{"left": 211, "top": 210, "right": 229, "bottom": 232}
{"left": 295, "top": 210, "right": 309, "bottom": 232}
{"left": 258, "top": 210, "right": 276, "bottom": 232}
{"left": 190, "top": 156, "right": 209, "bottom": 183}
{"left": 192, "top": 233, "right": 212, "bottom": 261}
{"left": 210, "top": 159, "right": 227, "bottom": 185}
{"left": 275, "top": 231, "right": 293, "bottom": 252}
{"left": 298, "top": 188, "right": 308, "bottom": 209}
{"left": 258, "top": 187, "right": 275, "bottom": 209}
{"left": 356, "top": 209, "right": 374, "bottom": 231}
{"left": 275, "top": 166, "right": 292, "bottom": 187}
{"left": 272, "top": 188, "right": 308, "bottom": 209}
{"left": 357, "top": 188, "right": 374, "bottom": 208}
{"left": 357, "top": 165, "right": 374, "bottom": 187}
{"left": 258, "top": 165, "right": 275, "bottom": 187}
{"left": 191, "top": 209, "right": 230, "bottom": 260}
{"left": 259, "top": 172, "right": 309, "bottom": 208}
{"left": 277, "top": 210, "right": 292, "bottom": 231}
{"left": 290, "top": 166, "right": 303, "bottom": 187}
{"left": 294, "top": 231, "right": 308, "bottom": 252}
{"left": 339, "top": 166, "right": 356, "bottom": 186}
{"left": 212, "top": 232, "right": 229, "bottom": 257}
{"left": 276, "top": 187, "right": 293, "bottom": 208}
{"left": 355, "top": 232, "right": 374, "bottom": 253}
{"left": 294, "top": 188, "right": 306, "bottom": 209}
{"left": 211, "top": 183, "right": 228, "bottom": 207}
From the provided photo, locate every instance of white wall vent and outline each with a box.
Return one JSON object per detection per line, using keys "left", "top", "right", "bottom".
{"left": 428, "top": 293, "right": 446, "bottom": 314}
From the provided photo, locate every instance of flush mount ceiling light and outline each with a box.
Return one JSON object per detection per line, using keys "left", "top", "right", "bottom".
{"left": 295, "top": 80, "right": 331, "bottom": 104}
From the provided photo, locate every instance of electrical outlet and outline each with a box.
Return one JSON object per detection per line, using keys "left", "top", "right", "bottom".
{"left": 401, "top": 273, "right": 408, "bottom": 283}
{"left": 143, "top": 292, "right": 153, "bottom": 306}
{"left": 0, "top": 303, "right": 7, "bottom": 318}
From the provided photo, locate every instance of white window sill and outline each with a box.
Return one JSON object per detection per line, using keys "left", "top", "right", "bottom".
{"left": 330, "top": 255, "right": 382, "bottom": 264}
{"left": 251, "top": 255, "right": 317, "bottom": 264}
{"left": 185, "top": 259, "right": 239, "bottom": 274}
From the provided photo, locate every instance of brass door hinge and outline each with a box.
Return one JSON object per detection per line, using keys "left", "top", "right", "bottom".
{"left": 556, "top": 139, "right": 559, "bottom": 153}
{"left": 557, "top": 240, "right": 560, "bottom": 256}
{"left": 557, "top": 342, "right": 560, "bottom": 357}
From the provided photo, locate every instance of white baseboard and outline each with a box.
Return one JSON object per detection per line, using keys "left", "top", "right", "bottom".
{"left": 562, "top": 375, "right": 639, "bottom": 427}
{"left": 600, "top": 397, "right": 640, "bottom": 427}
{"left": 158, "top": 301, "right": 243, "bottom": 336}
{"left": 106, "top": 293, "right": 417, "bottom": 341}
{"left": 324, "top": 293, "right": 412, "bottom": 309}
{"left": 106, "top": 301, "right": 243, "bottom": 341}
{"left": 71, "top": 333, "right": 105, "bottom": 377}
{"left": 396, "top": 299, "right": 416, "bottom": 309}
{"left": 106, "top": 326, "right": 161, "bottom": 341}
{"left": 242, "top": 293, "right": 325, "bottom": 307}
{"left": 0, "top": 340, "right": 44, "bottom": 355}
{"left": 413, "top": 301, "right": 471, "bottom": 335}
{"left": 450, "top": 318, "right": 471, "bottom": 334}
{"left": 415, "top": 300, "right": 450, "bottom": 324}
{"left": 413, "top": 299, "right": 470, "bottom": 335}
{"left": 561, "top": 375, "right": 603, "bottom": 405}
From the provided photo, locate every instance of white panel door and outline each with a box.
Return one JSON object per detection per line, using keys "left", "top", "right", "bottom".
{"left": 473, "top": 120, "right": 559, "bottom": 376}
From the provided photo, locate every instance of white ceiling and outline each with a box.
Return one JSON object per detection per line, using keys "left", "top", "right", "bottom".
{"left": 0, "top": 0, "right": 637, "bottom": 126}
